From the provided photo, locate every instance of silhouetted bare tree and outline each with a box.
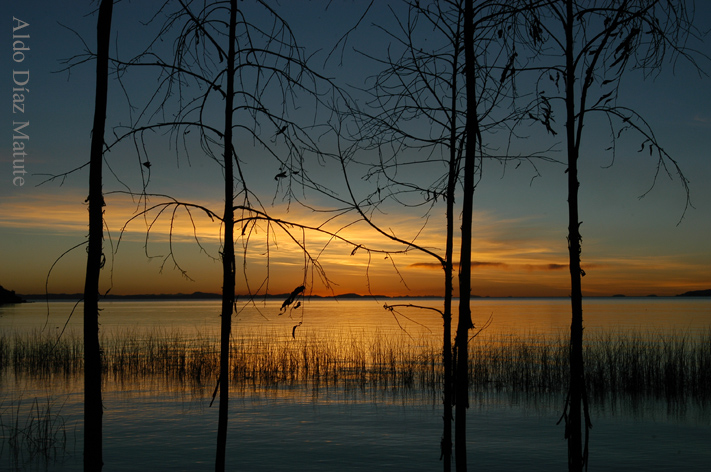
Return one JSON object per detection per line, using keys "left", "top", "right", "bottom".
{"left": 107, "top": 1, "right": 408, "bottom": 469}
{"left": 114, "top": 2, "right": 325, "bottom": 468}
{"left": 348, "top": 11, "right": 472, "bottom": 465}
{"left": 336, "top": 1, "right": 553, "bottom": 469}
{"left": 83, "top": 1, "right": 112, "bottom": 470}
{"left": 517, "top": 1, "right": 703, "bottom": 470}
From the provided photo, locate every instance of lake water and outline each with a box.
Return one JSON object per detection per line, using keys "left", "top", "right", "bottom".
{"left": 3, "top": 296, "right": 710, "bottom": 339}
{"left": 1, "top": 297, "right": 710, "bottom": 471}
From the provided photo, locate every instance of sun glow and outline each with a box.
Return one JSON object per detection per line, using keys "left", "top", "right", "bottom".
{"left": 1, "top": 188, "right": 707, "bottom": 298}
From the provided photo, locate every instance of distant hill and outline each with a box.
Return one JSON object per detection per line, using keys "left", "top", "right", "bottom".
{"left": 676, "top": 289, "right": 711, "bottom": 297}
{"left": 19, "top": 291, "right": 441, "bottom": 301}
{"left": 332, "top": 292, "right": 387, "bottom": 299}
{"left": 0, "top": 285, "right": 25, "bottom": 304}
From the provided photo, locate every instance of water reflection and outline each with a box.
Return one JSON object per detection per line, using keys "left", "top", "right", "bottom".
{"left": 2, "top": 297, "right": 710, "bottom": 338}
{"left": 3, "top": 372, "right": 711, "bottom": 471}
{"left": 1, "top": 298, "right": 710, "bottom": 470}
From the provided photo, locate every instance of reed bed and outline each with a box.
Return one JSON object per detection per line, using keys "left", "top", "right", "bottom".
{"left": 0, "top": 396, "right": 68, "bottom": 466}
{"left": 1, "top": 331, "right": 82, "bottom": 378}
{"left": 101, "top": 327, "right": 219, "bottom": 384}
{"left": 584, "top": 330, "right": 711, "bottom": 401}
{"left": 1, "top": 328, "right": 710, "bottom": 402}
{"left": 230, "top": 330, "right": 440, "bottom": 393}
{"left": 470, "top": 333, "right": 569, "bottom": 393}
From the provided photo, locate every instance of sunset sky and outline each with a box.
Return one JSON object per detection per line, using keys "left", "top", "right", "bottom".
{"left": 2, "top": 1, "right": 710, "bottom": 298}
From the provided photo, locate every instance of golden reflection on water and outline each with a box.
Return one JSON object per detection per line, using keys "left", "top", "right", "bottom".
{"left": 2, "top": 298, "right": 709, "bottom": 439}
{"left": 1, "top": 297, "right": 709, "bottom": 337}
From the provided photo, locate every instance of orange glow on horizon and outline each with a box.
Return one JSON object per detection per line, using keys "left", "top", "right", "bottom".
{"left": 1, "top": 191, "right": 707, "bottom": 298}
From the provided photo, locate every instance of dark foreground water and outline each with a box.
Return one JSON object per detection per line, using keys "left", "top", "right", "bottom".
{"left": 2, "top": 298, "right": 710, "bottom": 471}
{"left": 5, "top": 387, "right": 710, "bottom": 471}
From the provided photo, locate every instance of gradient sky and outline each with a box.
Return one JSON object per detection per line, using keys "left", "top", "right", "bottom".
{"left": 1, "top": 1, "right": 710, "bottom": 298}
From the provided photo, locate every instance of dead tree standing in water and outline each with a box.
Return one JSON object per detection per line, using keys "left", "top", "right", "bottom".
{"left": 84, "top": 1, "right": 113, "bottom": 469}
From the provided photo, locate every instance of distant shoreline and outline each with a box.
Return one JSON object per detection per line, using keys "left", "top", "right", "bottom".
{"left": 15, "top": 289, "right": 710, "bottom": 302}
{"left": 19, "top": 292, "right": 438, "bottom": 301}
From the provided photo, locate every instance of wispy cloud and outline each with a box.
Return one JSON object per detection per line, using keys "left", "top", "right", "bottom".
{"left": 693, "top": 113, "right": 710, "bottom": 126}
{"left": 4, "top": 187, "right": 704, "bottom": 297}
{"left": 409, "top": 261, "right": 574, "bottom": 271}
{"left": 0, "top": 191, "right": 224, "bottom": 242}
{"left": 523, "top": 263, "right": 567, "bottom": 271}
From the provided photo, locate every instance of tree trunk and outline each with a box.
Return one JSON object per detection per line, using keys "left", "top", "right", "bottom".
{"left": 441, "top": 9, "right": 464, "bottom": 470}
{"left": 443, "top": 261, "right": 453, "bottom": 472}
{"left": 441, "top": 113, "right": 455, "bottom": 472}
{"left": 215, "top": 1, "right": 237, "bottom": 470}
{"left": 564, "top": 0, "right": 584, "bottom": 470}
{"left": 442, "top": 155, "right": 454, "bottom": 472}
{"left": 84, "top": 1, "right": 112, "bottom": 470}
{"left": 454, "top": 0, "right": 478, "bottom": 469}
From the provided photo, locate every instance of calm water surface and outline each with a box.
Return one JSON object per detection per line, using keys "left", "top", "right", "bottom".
{"left": 2, "top": 296, "right": 709, "bottom": 337}
{"left": 1, "top": 298, "right": 710, "bottom": 471}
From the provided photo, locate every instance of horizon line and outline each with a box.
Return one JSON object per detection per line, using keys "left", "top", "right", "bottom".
{"left": 14, "top": 290, "right": 710, "bottom": 300}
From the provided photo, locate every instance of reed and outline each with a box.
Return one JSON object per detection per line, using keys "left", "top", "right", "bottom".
{"left": 584, "top": 329, "right": 711, "bottom": 401}
{"left": 0, "top": 396, "right": 68, "bottom": 466}
{"left": 470, "top": 333, "right": 569, "bottom": 393}
{"left": 228, "top": 330, "right": 436, "bottom": 393}
{"left": 469, "top": 329, "right": 711, "bottom": 403}
{"left": 101, "top": 327, "right": 220, "bottom": 386}
{"left": 1, "top": 327, "right": 709, "bottom": 402}
{"left": 6, "top": 330, "right": 82, "bottom": 377}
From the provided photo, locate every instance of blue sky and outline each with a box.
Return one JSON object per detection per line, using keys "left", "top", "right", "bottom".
{"left": 1, "top": 1, "right": 710, "bottom": 297}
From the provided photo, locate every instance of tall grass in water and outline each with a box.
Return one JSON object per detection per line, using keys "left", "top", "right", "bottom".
{"left": 1, "top": 328, "right": 710, "bottom": 402}
{"left": 229, "top": 329, "right": 438, "bottom": 394}
{"left": 470, "top": 329, "right": 711, "bottom": 403}
{"left": 584, "top": 329, "right": 711, "bottom": 402}
{"left": 0, "top": 396, "right": 69, "bottom": 467}
{"left": 102, "top": 328, "right": 218, "bottom": 384}
{"left": 470, "top": 333, "right": 569, "bottom": 393}
{"left": 1, "top": 330, "right": 82, "bottom": 377}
